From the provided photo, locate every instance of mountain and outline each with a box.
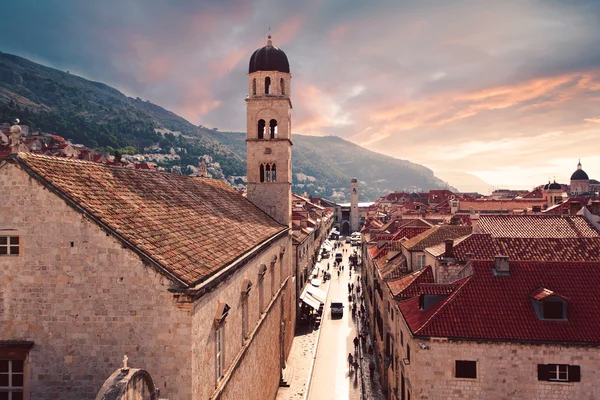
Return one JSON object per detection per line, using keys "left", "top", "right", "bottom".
{"left": 0, "top": 51, "right": 453, "bottom": 201}
{"left": 210, "top": 130, "right": 454, "bottom": 201}
{"left": 433, "top": 170, "right": 493, "bottom": 195}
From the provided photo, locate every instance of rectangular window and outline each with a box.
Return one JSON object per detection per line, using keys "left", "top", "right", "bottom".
{"left": 0, "top": 236, "right": 19, "bottom": 256}
{"left": 406, "top": 344, "right": 410, "bottom": 363}
{"left": 0, "top": 360, "right": 24, "bottom": 399}
{"left": 416, "top": 254, "right": 426, "bottom": 270}
{"left": 400, "top": 331, "right": 404, "bottom": 346}
{"left": 455, "top": 360, "right": 477, "bottom": 379}
{"left": 216, "top": 327, "right": 223, "bottom": 382}
{"left": 538, "top": 364, "right": 580, "bottom": 382}
{"left": 543, "top": 301, "right": 565, "bottom": 320}
{"left": 242, "top": 298, "right": 249, "bottom": 342}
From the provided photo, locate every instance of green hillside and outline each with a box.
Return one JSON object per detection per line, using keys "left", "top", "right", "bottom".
{"left": 0, "top": 51, "right": 453, "bottom": 201}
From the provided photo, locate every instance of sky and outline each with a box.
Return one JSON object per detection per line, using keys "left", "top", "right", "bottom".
{"left": 2, "top": 0, "right": 600, "bottom": 191}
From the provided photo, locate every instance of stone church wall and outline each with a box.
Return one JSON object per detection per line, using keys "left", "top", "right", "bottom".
{"left": 0, "top": 163, "right": 192, "bottom": 400}
{"left": 192, "top": 234, "right": 294, "bottom": 400}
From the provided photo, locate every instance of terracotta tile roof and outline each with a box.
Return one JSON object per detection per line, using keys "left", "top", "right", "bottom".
{"left": 387, "top": 267, "right": 433, "bottom": 297}
{"left": 478, "top": 215, "right": 599, "bottom": 238}
{"left": 458, "top": 199, "right": 546, "bottom": 211}
{"left": 399, "top": 260, "right": 600, "bottom": 343}
{"left": 391, "top": 226, "right": 431, "bottom": 241}
{"left": 495, "top": 237, "right": 600, "bottom": 261}
{"left": 402, "top": 225, "right": 472, "bottom": 251}
{"left": 15, "top": 153, "right": 285, "bottom": 286}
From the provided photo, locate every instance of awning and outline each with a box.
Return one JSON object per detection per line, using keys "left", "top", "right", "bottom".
{"left": 301, "top": 294, "right": 321, "bottom": 310}
{"left": 307, "top": 286, "right": 327, "bottom": 303}
{"left": 311, "top": 278, "right": 322, "bottom": 287}
{"left": 311, "top": 267, "right": 319, "bottom": 277}
{"left": 316, "top": 262, "right": 326, "bottom": 271}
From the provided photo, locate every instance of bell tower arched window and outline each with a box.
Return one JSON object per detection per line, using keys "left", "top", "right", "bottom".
{"left": 260, "top": 164, "right": 265, "bottom": 182}
{"left": 252, "top": 78, "right": 256, "bottom": 96}
{"left": 265, "top": 77, "right": 271, "bottom": 94}
{"left": 280, "top": 78, "right": 285, "bottom": 95}
{"left": 269, "top": 119, "right": 278, "bottom": 139}
{"left": 271, "top": 164, "right": 277, "bottom": 182}
{"left": 266, "top": 164, "right": 271, "bottom": 182}
{"left": 257, "top": 119, "right": 265, "bottom": 139}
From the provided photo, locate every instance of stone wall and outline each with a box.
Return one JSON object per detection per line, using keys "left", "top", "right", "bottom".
{"left": 191, "top": 234, "right": 294, "bottom": 400}
{"left": 394, "top": 312, "right": 600, "bottom": 399}
{"left": 0, "top": 163, "right": 192, "bottom": 400}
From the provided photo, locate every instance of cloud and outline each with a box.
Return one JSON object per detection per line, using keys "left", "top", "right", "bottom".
{"left": 2, "top": 0, "right": 600, "bottom": 187}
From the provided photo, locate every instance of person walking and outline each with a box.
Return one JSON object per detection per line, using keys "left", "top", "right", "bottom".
{"left": 353, "top": 336, "right": 359, "bottom": 352}
{"left": 348, "top": 353, "right": 354, "bottom": 370}
{"left": 369, "top": 360, "right": 375, "bottom": 381}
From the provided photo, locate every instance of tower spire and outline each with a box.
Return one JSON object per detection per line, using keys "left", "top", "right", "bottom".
{"left": 267, "top": 29, "right": 272, "bottom": 47}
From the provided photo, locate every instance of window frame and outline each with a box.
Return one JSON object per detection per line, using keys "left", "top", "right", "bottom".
{"left": 215, "top": 325, "right": 224, "bottom": 384}
{"left": 0, "top": 235, "right": 20, "bottom": 256}
{"left": 549, "top": 364, "right": 569, "bottom": 382}
{"left": 0, "top": 359, "right": 25, "bottom": 399}
{"left": 455, "top": 360, "right": 477, "bottom": 379}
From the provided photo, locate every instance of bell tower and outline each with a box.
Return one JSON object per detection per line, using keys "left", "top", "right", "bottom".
{"left": 246, "top": 35, "right": 292, "bottom": 227}
{"left": 350, "top": 178, "right": 359, "bottom": 232}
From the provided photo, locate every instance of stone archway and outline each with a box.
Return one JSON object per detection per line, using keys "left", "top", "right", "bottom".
{"left": 341, "top": 221, "right": 350, "bottom": 236}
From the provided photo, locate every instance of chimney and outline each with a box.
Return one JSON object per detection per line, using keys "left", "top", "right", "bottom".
{"left": 465, "top": 252, "right": 474, "bottom": 263}
{"left": 471, "top": 214, "right": 481, "bottom": 233}
{"left": 494, "top": 255, "right": 510, "bottom": 275}
{"left": 444, "top": 239, "right": 454, "bottom": 258}
{"left": 569, "top": 201, "right": 582, "bottom": 216}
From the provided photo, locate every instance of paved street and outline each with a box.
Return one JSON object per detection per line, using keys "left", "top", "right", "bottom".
{"left": 307, "top": 241, "right": 362, "bottom": 400}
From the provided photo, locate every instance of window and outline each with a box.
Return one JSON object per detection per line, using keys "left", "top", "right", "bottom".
{"left": 415, "top": 254, "right": 426, "bottom": 270}
{"left": 538, "top": 364, "right": 580, "bottom": 382}
{"left": 270, "top": 263, "right": 275, "bottom": 296}
{"left": 0, "top": 236, "right": 19, "bottom": 256}
{"left": 455, "top": 360, "right": 477, "bottom": 379}
{"left": 252, "top": 78, "right": 256, "bottom": 95}
{"left": 265, "top": 164, "right": 271, "bottom": 182}
{"left": 543, "top": 301, "right": 565, "bottom": 320}
{"left": 216, "top": 326, "right": 223, "bottom": 382}
{"left": 400, "top": 330, "right": 403, "bottom": 346}
{"left": 271, "top": 164, "right": 276, "bottom": 182}
{"left": 269, "top": 119, "right": 278, "bottom": 139}
{"left": 406, "top": 344, "right": 410, "bottom": 363}
{"left": 0, "top": 360, "right": 24, "bottom": 400}
{"left": 265, "top": 77, "right": 271, "bottom": 94}
{"left": 257, "top": 119, "right": 265, "bottom": 139}
{"left": 259, "top": 164, "right": 265, "bottom": 183}
{"left": 258, "top": 265, "right": 267, "bottom": 313}
{"left": 280, "top": 78, "right": 285, "bottom": 95}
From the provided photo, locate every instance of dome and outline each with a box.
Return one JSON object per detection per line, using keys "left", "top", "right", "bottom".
{"left": 543, "top": 183, "right": 550, "bottom": 190}
{"left": 570, "top": 160, "right": 589, "bottom": 181}
{"left": 249, "top": 35, "right": 290, "bottom": 74}
{"left": 548, "top": 181, "right": 562, "bottom": 190}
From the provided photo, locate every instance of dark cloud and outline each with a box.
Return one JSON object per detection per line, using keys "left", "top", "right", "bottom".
{"left": 1, "top": 0, "right": 600, "bottom": 186}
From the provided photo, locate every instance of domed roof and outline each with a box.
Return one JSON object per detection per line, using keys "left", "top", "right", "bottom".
{"left": 570, "top": 160, "right": 589, "bottom": 181}
{"left": 548, "top": 181, "right": 562, "bottom": 190}
{"left": 543, "top": 182, "right": 550, "bottom": 190}
{"left": 249, "top": 35, "right": 290, "bottom": 74}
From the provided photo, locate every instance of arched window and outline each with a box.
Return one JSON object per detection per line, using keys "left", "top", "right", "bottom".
{"left": 260, "top": 164, "right": 265, "bottom": 182}
{"left": 257, "top": 119, "right": 265, "bottom": 139}
{"left": 280, "top": 78, "right": 285, "bottom": 95}
{"left": 269, "top": 119, "right": 278, "bottom": 139}
{"left": 252, "top": 78, "right": 256, "bottom": 95}
{"left": 265, "top": 77, "right": 271, "bottom": 94}
{"left": 271, "top": 164, "right": 277, "bottom": 182}
{"left": 266, "top": 164, "right": 271, "bottom": 182}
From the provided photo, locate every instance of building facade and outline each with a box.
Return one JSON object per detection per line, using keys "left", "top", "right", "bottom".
{"left": 0, "top": 36, "right": 296, "bottom": 400}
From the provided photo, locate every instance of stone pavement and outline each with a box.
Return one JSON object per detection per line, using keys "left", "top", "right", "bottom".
{"left": 276, "top": 279, "right": 331, "bottom": 400}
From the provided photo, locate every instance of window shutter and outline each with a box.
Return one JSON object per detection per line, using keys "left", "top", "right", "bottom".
{"left": 568, "top": 365, "right": 581, "bottom": 382}
{"left": 537, "top": 364, "right": 550, "bottom": 381}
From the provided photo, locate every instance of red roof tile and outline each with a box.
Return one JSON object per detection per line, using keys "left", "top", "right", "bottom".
{"left": 14, "top": 153, "right": 285, "bottom": 286}
{"left": 399, "top": 260, "right": 600, "bottom": 343}
{"left": 478, "top": 215, "right": 599, "bottom": 238}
